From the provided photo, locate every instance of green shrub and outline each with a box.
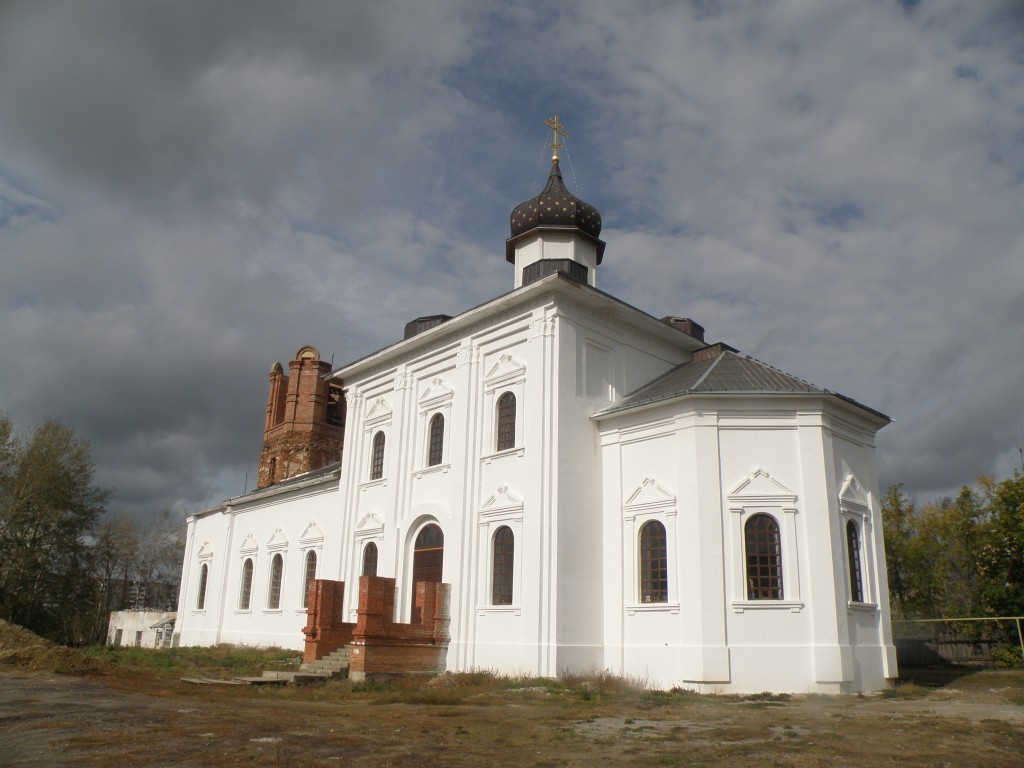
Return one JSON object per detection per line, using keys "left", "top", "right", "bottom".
{"left": 992, "top": 646, "right": 1023, "bottom": 668}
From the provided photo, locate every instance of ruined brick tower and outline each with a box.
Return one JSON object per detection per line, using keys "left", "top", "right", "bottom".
{"left": 256, "top": 345, "right": 345, "bottom": 489}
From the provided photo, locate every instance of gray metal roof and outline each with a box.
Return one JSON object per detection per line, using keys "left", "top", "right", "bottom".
{"left": 596, "top": 350, "right": 889, "bottom": 421}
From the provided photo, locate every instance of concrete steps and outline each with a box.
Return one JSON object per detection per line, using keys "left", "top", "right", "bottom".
{"left": 183, "top": 648, "right": 351, "bottom": 687}
{"left": 299, "top": 647, "right": 350, "bottom": 680}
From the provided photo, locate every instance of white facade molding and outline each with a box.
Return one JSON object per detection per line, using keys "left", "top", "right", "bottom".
{"left": 355, "top": 512, "right": 386, "bottom": 538}
{"left": 266, "top": 528, "right": 288, "bottom": 551}
{"left": 624, "top": 476, "right": 677, "bottom": 514}
{"left": 727, "top": 468, "right": 798, "bottom": 505}
{"left": 363, "top": 396, "right": 393, "bottom": 429}
{"left": 483, "top": 353, "right": 526, "bottom": 392}
{"left": 299, "top": 521, "right": 324, "bottom": 545}
{"left": 480, "top": 485, "right": 524, "bottom": 521}
{"left": 238, "top": 533, "right": 258, "bottom": 556}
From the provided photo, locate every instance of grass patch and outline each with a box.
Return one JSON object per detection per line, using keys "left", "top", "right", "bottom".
{"left": 80, "top": 644, "right": 300, "bottom": 678}
{"left": 881, "top": 680, "right": 930, "bottom": 699}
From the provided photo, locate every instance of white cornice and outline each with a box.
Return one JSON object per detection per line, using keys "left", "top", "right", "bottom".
{"left": 327, "top": 273, "right": 706, "bottom": 383}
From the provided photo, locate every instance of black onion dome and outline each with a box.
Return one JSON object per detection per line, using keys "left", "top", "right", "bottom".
{"left": 509, "top": 160, "right": 602, "bottom": 239}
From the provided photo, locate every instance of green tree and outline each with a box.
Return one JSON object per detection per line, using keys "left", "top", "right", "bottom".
{"left": 0, "top": 414, "right": 109, "bottom": 643}
{"left": 881, "top": 484, "right": 916, "bottom": 615}
{"left": 979, "top": 471, "right": 1024, "bottom": 617}
{"left": 88, "top": 508, "right": 184, "bottom": 643}
{"left": 911, "top": 487, "right": 990, "bottom": 619}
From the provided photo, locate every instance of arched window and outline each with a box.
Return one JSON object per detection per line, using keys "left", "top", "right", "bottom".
{"left": 639, "top": 520, "right": 668, "bottom": 603}
{"left": 411, "top": 524, "right": 444, "bottom": 620}
{"left": 745, "top": 514, "right": 783, "bottom": 600}
{"left": 362, "top": 542, "right": 378, "bottom": 577}
{"left": 301, "top": 550, "right": 317, "bottom": 608}
{"left": 492, "top": 526, "right": 514, "bottom": 605}
{"left": 428, "top": 413, "right": 445, "bottom": 466}
{"left": 196, "top": 563, "right": 208, "bottom": 610}
{"left": 370, "top": 431, "right": 385, "bottom": 480}
{"left": 268, "top": 553, "right": 284, "bottom": 609}
{"left": 496, "top": 392, "right": 516, "bottom": 451}
{"left": 239, "top": 558, "right": 254, "bottom": 610}
{"left": 846, "top": 520, "right": 864, "bottom": 603}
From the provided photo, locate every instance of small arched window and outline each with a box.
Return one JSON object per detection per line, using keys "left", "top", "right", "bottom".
{"left": 428, "top": 413, "right": 445, "bottom": 466}
{"left": 268, "top": 553, "right": 284, "bottom": 609}
{"left": 239, "top": 558, "right": 254, "bottom": 610}
{"left": 745, "top": 514, "right": 783, "bottom": 600}
{"left": 496, "top": 392, "right": 516, "bottom": 451}
{"left": 846, "top": 520, "right": 864, "bottom": 603}
{"left": 370, "top": 431, "right": 385, "bottom": 480}
{"left": 362, "top": 541, "right": 378, "bottom": 577}
{"left": 492, "top": 526, "right": 514, "bottom": 605}
{"left": 301, "top": 550, "right": 317, "bottom": 608}
{"left": 639, "top": 520, "right": 668, "bottom": 603}
{"left": 196, "top": 563, "right": 208, "bottom": 610}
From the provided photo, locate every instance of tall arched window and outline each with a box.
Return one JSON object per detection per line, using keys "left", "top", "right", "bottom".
{"left": 239, "top": 558, "right": 254, "bottom": 610}
{"left": 362, "top": 542, "right": 378, "bottom": 577}
{"left": 846, "top": 520, "right": 864, "bottom": 603}
{"left": 268, "top": 553, "right": 284, "bottom": 609}
{"left": 370, "top": 431, "right": 385, "bottom": 480}
{"left": 301, "top": 550, "right": 317, "bottom": 608}
{"left": 492, "top": 526, "right": 514, "bottom": 605}
{"left": 428, "top": 413, "right": 445, "bottom": 466}
{"left": 496, "top": 392, "right": 516, "bottom": 451}
{"left": 196, "top": 563, "right": 208, "bottom": 610}
{"left": 745, "top": 514, "right": 783, "bottom": 600}
{"left": 639, "top": 520, "right": 668, "bottom": 603}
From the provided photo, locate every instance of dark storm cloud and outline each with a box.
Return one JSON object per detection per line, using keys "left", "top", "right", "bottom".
{"left": 0, "top": 0, "right": 1021, "bottom": 520}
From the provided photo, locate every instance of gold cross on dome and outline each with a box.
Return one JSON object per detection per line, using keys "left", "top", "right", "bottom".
{"left": 545, "top": 114, "right": 568, "bottom": 161}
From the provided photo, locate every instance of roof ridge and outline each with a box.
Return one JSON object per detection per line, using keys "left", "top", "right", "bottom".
{"left": 689, "top": 350, "right": 728, "bottom": 391}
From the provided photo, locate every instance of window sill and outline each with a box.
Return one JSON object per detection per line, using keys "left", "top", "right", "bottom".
{"left": 235, "top": 609, "right": 252, "bottom": 615}
{"left": 191, "top": 609, "right": 207, "bottom": 615}
{"left": 847, "top": 601, "right": 878, "bottom": 612}
{"left": 732, "top": 600, "right": 804, "bottom": 613}
{"left": 481, "top": 447, "right": 525, "bottom": 464}
{"left": 476, "top": 605, "right": 522, "bottom": 616}
{"left": 359, "top": 477, "right": 388, "bottom": 491}
{"left": 626, "top": 602, "right": 680, "bottom": 615}
{"left": 263, "top": 609, "right": 283, "bottom": 615}
{"left": 413, "top": 463, "right": 451, "bottom": 479}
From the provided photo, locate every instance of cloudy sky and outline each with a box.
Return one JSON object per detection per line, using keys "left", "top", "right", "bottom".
{"left": 1, "top": 0, "right": 1021, "bottom": 523}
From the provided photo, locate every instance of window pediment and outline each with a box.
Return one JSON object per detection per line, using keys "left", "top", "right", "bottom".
{"left": 728, "top": 468, "right": 797, "bottom": 505}
{"left": 484, "top": 353, "right": 525, "bottom": 391}
{"left": 839, "top": 474, "right": 870, "bottom": 514}
{"left": 196, "top": 541, "right": 214, "bottom": 560}
{"left": 267, "top": 528, "right": 289, "bottom": 551}
{"left": 364, "top": 396, "right": 393, "bottom": 428}
{"left": 624, "top": 477, "right": 676, "bottom": 513}
{"left": 481, "top": 485, "right": 523, "bottom": 519}
{"left": 356, "top": 511, "right": 386, "bottom": 536}
{"left": 299, "top": 521, "right": 324, "bottom": 545}
{"left": 419, "top": 377, "right": 454, "bottom": 413}
{"left": 239, "top": 533, "right": 259, "bottom": 555}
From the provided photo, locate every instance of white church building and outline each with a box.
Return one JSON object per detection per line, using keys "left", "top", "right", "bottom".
{"left": 175, "top": 122, "right": 898, "bottom": 693}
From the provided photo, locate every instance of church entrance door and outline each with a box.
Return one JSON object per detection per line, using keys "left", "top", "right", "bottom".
{"left": 411, "top": 524, "right": 444, "bottom": 621}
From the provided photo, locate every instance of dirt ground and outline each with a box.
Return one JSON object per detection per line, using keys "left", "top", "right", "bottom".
{"left": 1, "top": 619, "right": 1023, "bottom": 768}
{"left": 1, "top": 664, "right": 1022, "bottom": 768}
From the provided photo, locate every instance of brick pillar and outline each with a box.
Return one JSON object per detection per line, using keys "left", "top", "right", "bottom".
{"left": 302, "top": 579, "right": 353, "bottom": 663}
{"left": 354, "top": 576, "right": 397, "bottom": 639}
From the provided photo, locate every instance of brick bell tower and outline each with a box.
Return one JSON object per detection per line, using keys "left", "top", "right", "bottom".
{"left": 256, "top": 345, "right": 345, "bottom": 489}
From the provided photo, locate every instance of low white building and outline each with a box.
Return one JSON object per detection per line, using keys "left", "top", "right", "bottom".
{"left": 108, "top": 610, "right": 176, "bottom": 649}
{"left": 175, "top": 134, "right": 897, "bottom": 693}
